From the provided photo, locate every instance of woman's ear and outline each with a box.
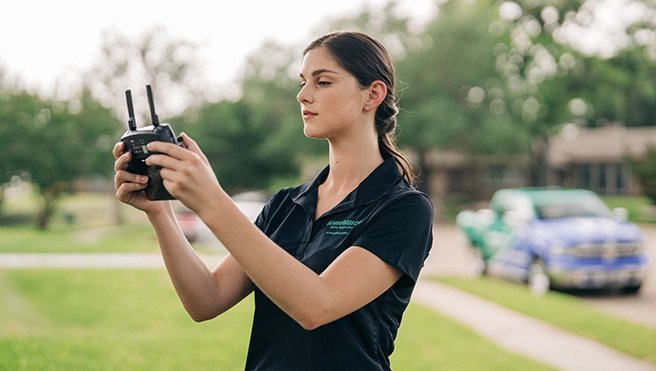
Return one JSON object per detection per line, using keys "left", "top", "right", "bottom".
{"left": 364, "top": 80, "right": 387, "bottom": 111}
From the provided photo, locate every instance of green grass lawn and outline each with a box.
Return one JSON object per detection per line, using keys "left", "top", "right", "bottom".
{"left": 0, "top": 224, "right": 160, "bottom": 253}
{"left": 0, "top": 223, "right": 220, "bottom": 255}
{"left": 437, "top": 276, "right": 656, "bottom": 365}
{"left": 0, "top": 190, "right": 218, "bottom": 254}
{"left": 1, "top": 188, "right": 173, "bottom": 231}
{"left": 2, "top": 191, "right": 653, "bottom": 369}
{"left": 0, "top": 270, "right": 251, "bottom": 371}
{"left": 1, "top": 188, "right": 143, "bottom": 229}
{"left": 0, "top": 269, "right": 557, "bottom": 371}
{"left": 602, "top": 194, "right": 656, "bottom": 223}
{"left": 392, "top": 303, "right": 556, "bottom": 370}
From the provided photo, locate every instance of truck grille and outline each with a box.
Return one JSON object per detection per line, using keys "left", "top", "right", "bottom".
{"left": 568, "top": 242, "right": 642, "bottom": 258}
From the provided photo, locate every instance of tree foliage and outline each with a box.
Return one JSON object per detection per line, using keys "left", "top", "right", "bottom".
{"left": 2, "top": 0, "right": 656, "bottom": 223}
{"left": 170, "top": 40, "right": 309, "bottom": 194}
{"left": 628, "top": 146, "right": 656, "bottom": 204}
{"left": 0, "top": 89, "right": 118, "bottom": 228}
{"left": 488, "top": 0, "right": 656, "bottom": 185}
{"left": 85, "top": 26, "right": 207, "bottom": 121}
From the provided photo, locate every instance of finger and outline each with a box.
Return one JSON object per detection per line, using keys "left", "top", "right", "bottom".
{"left": 146, "top": 141, "right": 188, "bottom": 159}
{"left": 144, "top": 153, "right": 181, "bottom": 170}
{"left": 114, "top": 170, "right": 148, "bottom": 190}
{"left": 180, "top": 133, "right": 210, "bottom": 165}
{"left": 117, "top": 180, "right": 148, "bottom": 195}
{"left": 114, "top": 152, "right": 132, "bottom": 172}
{"left": 180, "top": 133, "right": 200, "bottom": 152}
{"left": 113, "top": 142, "right": 125, "bottom": 159}
{"left": 158, "top": 167, "right": 183, "bottom": 189}
{"left": 116, "top": 170, "right": 149, "bottom": 185}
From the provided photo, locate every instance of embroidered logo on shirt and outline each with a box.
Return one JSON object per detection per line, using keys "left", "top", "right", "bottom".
{"left": 326, "top": 219, "right": 362, "bottom": 235}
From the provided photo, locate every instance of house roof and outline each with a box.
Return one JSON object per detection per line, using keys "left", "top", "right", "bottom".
{"left": 548, "top": 124, "right": 656, "bottom": 168}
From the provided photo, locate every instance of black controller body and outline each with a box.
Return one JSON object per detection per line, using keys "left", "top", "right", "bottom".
{"left": 120, "top": 124, "right": 183, "bottom": 200}
{"left": 120, "top": 85, "right": 183, "bottom": 201}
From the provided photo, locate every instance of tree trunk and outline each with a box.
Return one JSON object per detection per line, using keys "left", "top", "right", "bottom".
{"left": 36, "top": 183, "right": 63, "bottom": 230}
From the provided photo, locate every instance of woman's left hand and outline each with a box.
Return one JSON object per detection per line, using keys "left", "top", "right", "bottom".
{"left": 145, "top": 133, "right": 223, "bottom": 215}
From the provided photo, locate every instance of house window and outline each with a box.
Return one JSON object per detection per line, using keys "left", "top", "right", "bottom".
{"left": 574, "top": 163, "right": 628, "bottom": 195}
{"left": 486, "top": 165, "right": 505, "bottom": 183}
{"left": 599, "top": 165, "right": 607, "bottom": 190}
{"left": 483, "top": 164, "right": 526, "bottom": 186}
{"left": 578, "top": 165, "right": 591, "bottom": 189}
{"left": 615, "top": 164, "right": 625, "bottom": 192}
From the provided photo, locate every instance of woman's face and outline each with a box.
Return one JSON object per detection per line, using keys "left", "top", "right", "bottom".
{"left": 297, "top": 46, "right": 369, "bottom": 140}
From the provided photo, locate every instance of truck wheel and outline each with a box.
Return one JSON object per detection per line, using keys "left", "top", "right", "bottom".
{"left": 528, "top": 258, "right": 550, "bottom": 297}
{"left": 622, "top": 284, "right": 642, "bottom": 295}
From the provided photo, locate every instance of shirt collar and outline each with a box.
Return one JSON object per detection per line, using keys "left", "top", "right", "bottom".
{"left": 289, "top": 153, "right": 403, "bottom": 216}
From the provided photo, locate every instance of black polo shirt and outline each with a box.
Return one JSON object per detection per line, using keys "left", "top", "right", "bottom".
{"left": 245, "top": 154, "right": 433, "bottom": 371}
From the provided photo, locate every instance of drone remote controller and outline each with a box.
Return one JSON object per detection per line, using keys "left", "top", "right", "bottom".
{"left": 120, "top": 85, "right": 183, "bottom": 200}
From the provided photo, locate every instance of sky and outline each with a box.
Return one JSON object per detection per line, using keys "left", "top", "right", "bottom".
{"left": 1, "top": 0, "right": 436, "bottom": 97}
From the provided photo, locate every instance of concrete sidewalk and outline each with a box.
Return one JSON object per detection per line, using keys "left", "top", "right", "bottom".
{"left": 1, "top": 253, "right": 655, "bottom": 371}
{"left": 413, "top": 280, "right": 656, "bottom": 371}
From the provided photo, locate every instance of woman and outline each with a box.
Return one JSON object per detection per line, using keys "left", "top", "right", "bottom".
{"left": 113, "top": 31, "right": 433, "bottom": 370}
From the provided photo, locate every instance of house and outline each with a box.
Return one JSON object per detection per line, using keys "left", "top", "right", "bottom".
{"left": 547, "top": 124, "right": 656, "bottom": 196}
{"left": 424, "top": 124, "right": 656, "bottom": 203}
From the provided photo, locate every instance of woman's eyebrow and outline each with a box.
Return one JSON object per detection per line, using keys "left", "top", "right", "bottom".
{"left": 299, "top": 69, "right": 339, "bottom": 79}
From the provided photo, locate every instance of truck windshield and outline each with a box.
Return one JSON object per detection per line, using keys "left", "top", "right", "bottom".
{"left": 536, "top": 195, "right": 612, "bottom": 219}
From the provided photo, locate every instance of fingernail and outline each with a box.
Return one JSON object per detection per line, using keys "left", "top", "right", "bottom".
{"left": 140, "top": 176, "right": 148, "bottom": 183}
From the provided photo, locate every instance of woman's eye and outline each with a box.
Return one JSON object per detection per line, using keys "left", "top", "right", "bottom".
{"left": 298, "top": 80, "right": 331, "bottom": 88}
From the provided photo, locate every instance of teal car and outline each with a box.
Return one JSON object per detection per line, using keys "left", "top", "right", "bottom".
{"left": 456, "top": 187, "right": 650, "bottom": 296}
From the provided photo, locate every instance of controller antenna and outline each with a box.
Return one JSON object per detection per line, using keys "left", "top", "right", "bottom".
{"left": 146, "top": 85, "right": 160, "bottom": 127}
{"left": 125, "top": 89, "right": 137, "bottom": 131}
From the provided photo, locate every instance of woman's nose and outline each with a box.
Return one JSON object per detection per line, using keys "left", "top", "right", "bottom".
{"left": 297, "top": 85, "right": 311, "bottom": 104}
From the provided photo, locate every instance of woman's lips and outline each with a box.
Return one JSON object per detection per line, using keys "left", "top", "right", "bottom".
{"left": 302, "top": 109, "right": 317, "bottom": 119}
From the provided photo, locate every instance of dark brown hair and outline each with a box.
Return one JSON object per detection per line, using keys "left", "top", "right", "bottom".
{"left": 303, "top": 31, "right": 416, "bottom": 187}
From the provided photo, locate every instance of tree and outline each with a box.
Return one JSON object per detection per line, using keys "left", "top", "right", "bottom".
{"left": 563, "top": 46, "right": 656, "bottom": 128}
{"left": 0, "top": 89, "right": 119, "bottom": 229}
{"left": 316, "top": 0, "right": 424, "bottom": 58}
{"left": 84, "top": 25, "right": 207, "bottom": 123}
{"left": 489, "top": 0, "right": 656, "bottom": 186}
{"left": 0, "top": 63, "right": 29, "bottom": 211}
{"left": 80, "top": 26, "right": 213, "bottom": 224}
{"left": 395, "top": 0, "right": 530, "bottom": 194}
{"left": 170, "top": 40, "right": 306, "bottom": 194}
{"left": 0, "top": 91, "right": 40, "bottom": 212}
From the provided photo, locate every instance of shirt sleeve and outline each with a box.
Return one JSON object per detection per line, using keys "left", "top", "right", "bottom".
{"left": 352, "top": 193, "right": 434, "bottom": 286}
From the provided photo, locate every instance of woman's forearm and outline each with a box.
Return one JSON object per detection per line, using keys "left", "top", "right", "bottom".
{"left": 198, "top": 190, "right": 344, "bottom": 329}
{"left": 147, "top": 203, "right": 225, "bottom": 321}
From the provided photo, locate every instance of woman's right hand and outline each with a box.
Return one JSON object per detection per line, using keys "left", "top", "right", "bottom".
{"left": 113, "top": 142, "right": 164, "bottom": 214}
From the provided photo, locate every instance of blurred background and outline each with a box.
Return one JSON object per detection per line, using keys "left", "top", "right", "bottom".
{"left": 1, "top": 0, "right": 656, "bottom": 370}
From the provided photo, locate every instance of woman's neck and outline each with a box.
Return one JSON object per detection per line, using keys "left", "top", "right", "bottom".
{"left": 323, "top": 134, "right": 383, "bottom": 192}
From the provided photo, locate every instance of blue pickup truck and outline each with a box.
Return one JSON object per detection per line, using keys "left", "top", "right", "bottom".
{"left": 455, "top": 187, "right": 650, "bottom": 296}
